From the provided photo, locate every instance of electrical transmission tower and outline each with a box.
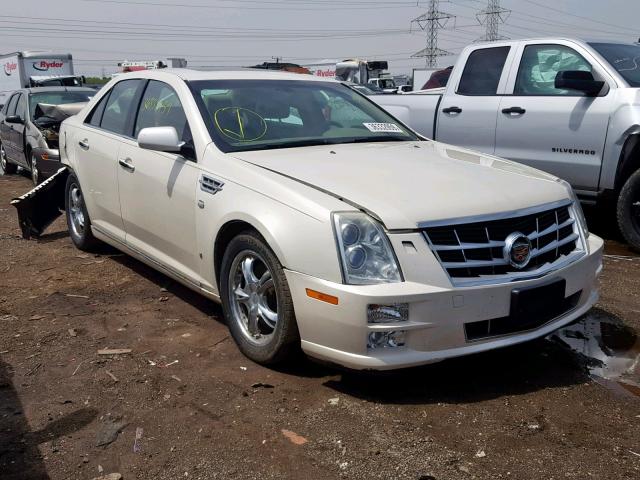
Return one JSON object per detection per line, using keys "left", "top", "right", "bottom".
{"left": 410, "top": 0, "right": 455, "bottom": 69}
{"left": 476, "top": 0, "right": 510, "bottom": 42}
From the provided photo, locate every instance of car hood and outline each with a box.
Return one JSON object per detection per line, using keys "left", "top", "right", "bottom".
{"left": 233, "top": 141, "right": 569, "bottom": 230}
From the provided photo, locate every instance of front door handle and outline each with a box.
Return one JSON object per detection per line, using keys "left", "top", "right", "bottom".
{"left": 502, "top": 107, "right": 526, "bottom": 115}
{"left": 78, "top": 139, "right": 89, "bottom": 150}
{"left": 442, "top": 106, "right": 463, "bottom": 114}
{"left": 118, "top": 158, "right": 135, "bottom": 173}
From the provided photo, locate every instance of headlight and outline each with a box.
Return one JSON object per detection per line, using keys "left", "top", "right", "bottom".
{"left": 557, "top": 179, "right": 589, "bottom": 238}
{"left": 333, "top": 212, "right": 402, "bottom": 285}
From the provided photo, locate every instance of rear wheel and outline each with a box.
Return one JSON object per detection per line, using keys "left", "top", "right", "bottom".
{"left": 617, "top": 169, "right": 640, "bottom": 251}
{"left": 65, "top": 173, "right": 100, "bottom": 251}
{"left": 220, "top": 232, "right": 299, "bottom": 365}
{"left": 0, "top": 143, "right": 17, "bottom": 175}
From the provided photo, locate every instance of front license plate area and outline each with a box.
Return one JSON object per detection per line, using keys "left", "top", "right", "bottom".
{"left": 510, "top": 279, "right": 566, "bottom": 329}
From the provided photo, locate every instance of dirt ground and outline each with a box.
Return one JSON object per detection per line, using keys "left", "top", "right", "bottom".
{"left": 1, "top": 173, "right": 639, "bottom": 480}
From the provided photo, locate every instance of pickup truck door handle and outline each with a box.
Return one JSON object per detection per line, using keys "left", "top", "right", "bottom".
{"left": 502, "top": 107, "right": 526, "bottom": 115}
{"left": 442, "top": 106, "right": 463, "bottom": 114}
{"left": 118, "top": 158, "right": 135, "bottom": 173}
{"left": 78, "top": 139, "right": 90, "bottom": 150}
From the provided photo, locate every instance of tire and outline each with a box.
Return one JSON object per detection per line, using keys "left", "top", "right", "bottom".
{"left": 0, "top": 143, "right": 17, "bottom": 175}
{"left": 30, "top": 151, "right": 39, "bottom": 186}
{"left": 617, "top": 168, "right": 640, "bottom": 251}
{"left": 65, "top": 173, "right": 100, "bottom": 251}
{"left": 220, "top": 231, "right": 299, "bottom": 365}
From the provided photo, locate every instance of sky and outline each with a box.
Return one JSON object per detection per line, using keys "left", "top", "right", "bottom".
{"left": 0, "top": 0, "right": 638, "bottom": 76}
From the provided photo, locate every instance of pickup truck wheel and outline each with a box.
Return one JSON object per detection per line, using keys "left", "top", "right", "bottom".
{"left": 220, "top": 232, "right": 299, "bottom": 365}
{"left": 617, "top": 169, "right": 640, "bottom": 251}
{"left": 0, "top": 144, "right": 17, "bottom": 175}
{"left": 65, "top": 173, "right": 100, "bottom": 251}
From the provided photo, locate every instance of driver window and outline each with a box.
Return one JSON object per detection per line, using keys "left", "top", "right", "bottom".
{"left": 515, "top": 44, "right": 593, "bottom": 96}
{"left": 134, "top": 80, "right": 194, "bottom": 160}
{"left": 15, "top": 95, "right": 27, "bottom": 121}
{"left": 5, "top": 94, "right": 19, "bottom": 116}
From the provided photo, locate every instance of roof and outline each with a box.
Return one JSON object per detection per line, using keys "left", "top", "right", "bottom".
{"left": 112, "top": 68, "right": 336, "bottom": 83}
{"left": 20, "top": 86, "right": 96, "bottom": 94}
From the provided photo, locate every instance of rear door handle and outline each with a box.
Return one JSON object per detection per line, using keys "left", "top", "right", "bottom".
{"left": 78, "top": 139, "right": 89, "bottom": 150}
{"left": 118, "top": 158, "right": 135, "bottom": 173}
{"left": 502, "top": 107, "right": 526, "bottom": 115}
{"left": 442, "top": 106, "right": 463, "bottom": 114}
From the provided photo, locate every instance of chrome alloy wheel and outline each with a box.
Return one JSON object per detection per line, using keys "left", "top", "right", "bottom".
{"left": 0, "top": 145, "right": 7, "bottom": 172}
{"left": 68, "top": 184, "right": 86, "bottom": 237}
{"left": 31, "top": 153, "right": 39, "bottom": 185}
{"left": 228, "top": 251, "right": 279, "bottom": 345}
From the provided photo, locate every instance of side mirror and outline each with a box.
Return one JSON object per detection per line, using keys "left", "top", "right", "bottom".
{"left": 555, "top": 71, "right": 605, "bottom": 97}
{"left": 5, "top": 115, "right": 24, "bottom": 124}
{"left": 137, "top": 126, "right": 184, "bottom": 153}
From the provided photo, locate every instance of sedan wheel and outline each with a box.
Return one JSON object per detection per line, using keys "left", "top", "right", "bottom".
{"left": 229, "top": 252, "right": 279, "bottom": 345}
{"left": 220, "top": 232, "right": 299, "bottom": 365}
{"left": 65, "top": 173, "right": 100, "bottom": 251}
{"left": 31, "top": 153, "right": 39, "bottom": 185}
{"left": 0, "top": 144, "right": 16, "bottom": 175}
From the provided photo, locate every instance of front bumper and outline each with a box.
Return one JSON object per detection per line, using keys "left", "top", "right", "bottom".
{"left": 33, "top": 148, "right": 61, "bottom": 179}
{"left": 285, "top": 234, "right": 603, "bottom": 370}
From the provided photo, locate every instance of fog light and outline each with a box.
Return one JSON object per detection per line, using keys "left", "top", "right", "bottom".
{"left": 367, "top": 303, "right": 409, "bottom": 324}
{"left": 367, "top": 331, "right": 407, "bottom": 349}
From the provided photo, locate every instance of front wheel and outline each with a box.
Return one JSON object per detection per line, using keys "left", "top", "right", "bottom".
{"left": 617, "top": 169, "right": 640, "bottom": 251}
{"left": 65, "top": 173, "right": 100, "bottom": 251}
{"left": 220, "top": 232, "right": 299, "bottom": 365}
{"left": 0, "top": 143, "right": 17, "bottom": 175}
{"left": 30, "top": 152, "right": 39, "bottom": 185}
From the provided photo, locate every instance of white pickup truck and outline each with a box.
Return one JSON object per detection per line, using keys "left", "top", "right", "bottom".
{"left": 373, "top": 38, "right": 640, "bottom": 250}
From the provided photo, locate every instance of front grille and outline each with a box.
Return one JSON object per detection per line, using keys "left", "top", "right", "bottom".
{"left": 423, "top": 201, "right": 581, "bottom": 283}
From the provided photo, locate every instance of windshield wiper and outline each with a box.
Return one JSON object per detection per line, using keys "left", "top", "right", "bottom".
{"left": 345, "top": 136, "right": 411, "bottom": 144}
{"left": 233, "top": 138, "right": 340, "bottom": 152}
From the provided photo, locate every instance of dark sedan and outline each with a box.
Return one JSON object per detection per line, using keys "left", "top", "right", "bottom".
{"left": 0, "top": 87, "right": 94, "bottom": 184}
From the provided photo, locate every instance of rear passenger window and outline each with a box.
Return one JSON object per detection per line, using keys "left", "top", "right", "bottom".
{"left": 85, "top": 92, "right": 110, "bottom": 127}
{"left": 100, "top": 79, "right": 143, "bottom": 136}
{"left": 457, "top": 47, "right": 510, "bottom": 96}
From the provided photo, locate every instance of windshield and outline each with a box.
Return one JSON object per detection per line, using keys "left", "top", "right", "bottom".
{"left": 590, "top": 42, "right": 640, "bottom": 87}
{"left": 189, "top": 80, "right": 418, "bottom": 153}
{"left": 29, "top": 91, "right": 94, "bottom": 119}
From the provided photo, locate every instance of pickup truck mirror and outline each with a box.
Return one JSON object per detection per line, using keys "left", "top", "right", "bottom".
{"left": 555, "top": 71, "right": 605, "bottom": 97}
{"left": 137, "top": 126, "right": 185, "bottom": 154}
{"left": 5, "top": 115, "right": 24, "bottom": 124}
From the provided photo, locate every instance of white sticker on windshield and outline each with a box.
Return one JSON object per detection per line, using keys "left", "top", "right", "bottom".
{"left": 363, "top": 122, "right": 403, "bottom": 133}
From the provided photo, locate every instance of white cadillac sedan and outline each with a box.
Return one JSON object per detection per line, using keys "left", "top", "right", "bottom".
{"left": 59, "top": 69, "right": 603, "bottom": 370}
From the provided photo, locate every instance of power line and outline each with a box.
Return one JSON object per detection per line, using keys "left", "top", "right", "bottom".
{"left": 475, "top": 0, "right": 509, "bottom": 42}
{"left": 410, "top": 0, "right": 456, "bottom": 69}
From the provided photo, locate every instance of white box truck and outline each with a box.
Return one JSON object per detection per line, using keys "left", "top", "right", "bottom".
{"left": 0, "top": 52, "right": 83, "bottom": 105}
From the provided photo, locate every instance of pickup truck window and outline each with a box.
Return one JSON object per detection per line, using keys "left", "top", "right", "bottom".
{"left": 590, "top": 42, "right": 640, "bottom": 88}
{"left": 190, "top": 80, "right": 419, "bottom": 153}
{"left": 458, "top": 46, "right": 510, "bottom": 96}
{"left": 515, "top": 44, "right": 592, "bottom": 96}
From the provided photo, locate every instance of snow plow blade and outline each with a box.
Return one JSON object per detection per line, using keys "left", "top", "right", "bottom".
{"left": 10, "top": 167, "right": 69, "bottom": 239}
